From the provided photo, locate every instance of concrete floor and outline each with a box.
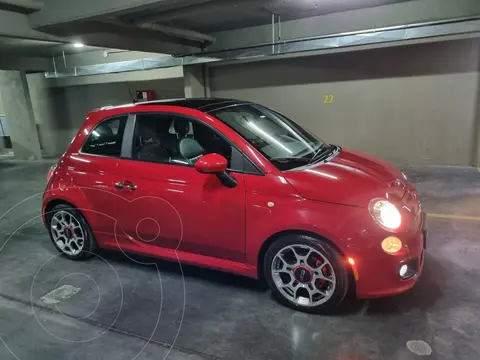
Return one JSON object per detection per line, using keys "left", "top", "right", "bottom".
{"left": 0, "top": 161, "right": 479, "bottom": 360}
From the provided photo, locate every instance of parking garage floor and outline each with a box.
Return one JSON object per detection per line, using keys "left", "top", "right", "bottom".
{"left": 0, "top": 160, "right": 479, "bottom": 360}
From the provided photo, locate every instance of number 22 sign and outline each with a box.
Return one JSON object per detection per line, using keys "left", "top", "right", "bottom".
{"left": 324, "top": 94, "right": 334, "bottom": 104}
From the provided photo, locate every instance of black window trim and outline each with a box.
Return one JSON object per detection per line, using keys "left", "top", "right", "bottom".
{"left": 205, "top": 102, "right": 249, "bottom": 114}
{"left": 121, "top": 113, "right": 136, "bottom": 158}
{"left": 79, "top": 114, "right": 129, "bottom": 159}
{"left": 120, "top": 111, "right": 265, "bottom": 176}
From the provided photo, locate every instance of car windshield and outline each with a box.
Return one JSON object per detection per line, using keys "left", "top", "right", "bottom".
{"left": 210, "top": 103, "right": 327, "bottom": 171}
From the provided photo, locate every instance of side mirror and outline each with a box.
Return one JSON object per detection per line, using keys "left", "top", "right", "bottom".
{"left": 195, "top": 153, "right": 237, "bottom": 188}
{"left": 195, "top": 153, "right": 228, "bottom": 174}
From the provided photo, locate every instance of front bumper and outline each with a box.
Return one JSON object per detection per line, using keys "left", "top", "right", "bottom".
{"left": 354, "top": 212, "right": 427, "bottom": 299}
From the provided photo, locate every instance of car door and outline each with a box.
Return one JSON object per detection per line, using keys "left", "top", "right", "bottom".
{"left": 65, "top": 115, "right": 128, "bottom": 238}
{"left": 112, "top": 112, "right": 247, "bottom": 263}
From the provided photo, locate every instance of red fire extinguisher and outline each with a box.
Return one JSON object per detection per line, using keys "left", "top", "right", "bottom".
{"left": 135, "top": 90, "right": 155, "bottom": 102}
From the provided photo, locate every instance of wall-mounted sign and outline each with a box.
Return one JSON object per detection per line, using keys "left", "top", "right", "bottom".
{"left": 324, "top": 95, "right": 334, "bottom": 104}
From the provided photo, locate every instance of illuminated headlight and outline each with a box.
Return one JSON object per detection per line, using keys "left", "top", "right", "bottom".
{"left": 369, "top": 199, "right": 402, "bottom": 231}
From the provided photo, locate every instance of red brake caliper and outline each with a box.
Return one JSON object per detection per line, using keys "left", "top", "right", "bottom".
{"left": 314, "top": 257, "right": 327, "bottom": 287}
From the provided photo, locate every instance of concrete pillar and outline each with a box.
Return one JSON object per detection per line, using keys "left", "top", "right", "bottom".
{"left": 27, "top": 73, "right": 64, "bottom": 157}
{"left": 0, "top": 95, "right": 5, "bottom": 153}
{"left": 472, "top": 41, "right": 480, "bottom": 167}
{"left": 183, "top": 64, "right": 209, "bottom": 98}
{"left": 0, "top": 70, "right": 42, "bottom": 160}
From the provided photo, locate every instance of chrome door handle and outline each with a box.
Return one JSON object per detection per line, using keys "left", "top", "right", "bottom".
{"left": 126, "top": 183, "right": 137, "bottom": 190}
{"left": 114, "top": 182, "right": 137, "bottom": 190}
{"left": 114, "top": 182, "right": 125, "bottom": 189}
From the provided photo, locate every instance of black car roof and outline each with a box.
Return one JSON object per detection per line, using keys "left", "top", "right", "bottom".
{"left": 136, "top": 98, "right": 249, "bottom": 112}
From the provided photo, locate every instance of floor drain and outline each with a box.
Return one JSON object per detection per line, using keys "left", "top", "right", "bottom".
{"left": 406, "top": 340, "right": 432, "bottom": 356}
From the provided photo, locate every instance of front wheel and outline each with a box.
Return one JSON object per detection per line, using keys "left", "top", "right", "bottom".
{"left": 264, "top": 235, "right": 349, "bottom": 314}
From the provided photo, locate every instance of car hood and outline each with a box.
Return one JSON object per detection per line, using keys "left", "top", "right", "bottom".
{"left": 283, "top": 148, "right": 408, "bottom": 207}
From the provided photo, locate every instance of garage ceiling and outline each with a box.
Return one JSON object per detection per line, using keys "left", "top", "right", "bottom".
{"left": 0, "top": 0, "right": 415, "bottom": 58}
{"left": 4, "top": 0, "right": 467, "bottom": 63}
{"left": 122, "top": 0, "right": 411, "bottom": 33}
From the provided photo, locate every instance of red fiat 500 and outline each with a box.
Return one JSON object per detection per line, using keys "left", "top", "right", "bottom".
{"left": 42, "top": 98, "right": 426, "bottom": 313}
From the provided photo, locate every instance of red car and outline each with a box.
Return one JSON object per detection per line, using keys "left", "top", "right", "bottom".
{"left": 42, "top": 98, "right": 426, "bottom": 313}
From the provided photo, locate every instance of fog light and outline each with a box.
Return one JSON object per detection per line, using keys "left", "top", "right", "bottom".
{"left": 381, "top": 236, "right": 403, "bottom": 254}
{"left": 398, "top": 258, "right": 419, "bottom": 279}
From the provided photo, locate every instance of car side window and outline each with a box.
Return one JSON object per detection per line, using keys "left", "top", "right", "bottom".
{"left": 82, "top": 116, "right": 127, "bottom": 157}
{"left": 133, "top": 113, "right": 233, "bottom": 167}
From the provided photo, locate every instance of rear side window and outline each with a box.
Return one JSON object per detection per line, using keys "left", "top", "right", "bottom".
{"left": 82, "top": 116, "right": 127, "bottom": 157}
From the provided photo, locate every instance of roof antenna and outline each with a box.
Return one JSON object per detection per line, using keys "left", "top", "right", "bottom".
{"left": 126, "top": 82, "right": 137, "bottom": 104}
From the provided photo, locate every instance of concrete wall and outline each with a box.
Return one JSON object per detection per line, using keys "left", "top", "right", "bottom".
{"left": 0, "top": 93, "right": 5, "bottom": 151}
{"left": 210, "top": 39, "right": 480, "bottom": 166}
{"left": 27, "top": 76, "right": 184, "bottom": 156}
{"left": 0, "top": 56, "right": 52, "bottom": 72}
{"left": 50, "top": 66, "right": 184, "bottom": 87}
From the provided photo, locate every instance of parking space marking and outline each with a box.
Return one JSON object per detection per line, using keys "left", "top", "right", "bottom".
{"left": 406, "top": 340, "right": 433, "bottom": 356}
{"left": 427, "top": 213, "right": 480, "bottom": 221}
{"left": 40, "top": 284, "right": 80, "bottom": 305}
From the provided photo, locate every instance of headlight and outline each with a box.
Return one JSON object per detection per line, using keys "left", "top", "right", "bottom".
{"left": 369, "top": 199, "right": 402, "bottom": 231}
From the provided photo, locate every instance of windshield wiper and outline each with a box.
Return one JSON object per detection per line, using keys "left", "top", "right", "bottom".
{"left": 310, "top": 144, "right": 326, "bottom": 160}
{"left": 270, "top": 157, "right": 311, "bottom": 163}
{"left": 310, "top": 144, "right": 335, "bottom": 163}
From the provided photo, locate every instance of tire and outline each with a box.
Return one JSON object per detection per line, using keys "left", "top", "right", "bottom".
{"left": 263, "top": 234, "right": 348, "bottom": 314}
{"left": 47, "top": 204, "right": 97, "bottom": 260}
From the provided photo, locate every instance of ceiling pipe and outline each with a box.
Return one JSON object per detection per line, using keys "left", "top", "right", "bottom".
{"left": 102, "top": 49, "right": 130, "bottom": 58}
{"left": 0, "top": 0, "right": 43, "bottom": 11}
{"left": 271, "top": 13, "right": 275, "bottom": 54}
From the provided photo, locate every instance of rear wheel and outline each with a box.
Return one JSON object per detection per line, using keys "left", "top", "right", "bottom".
{"left": 47, "top": 204, "right": 96, "bottom": 260}
{"left": 264, "top": 234, "right": 348, "bottom": 313}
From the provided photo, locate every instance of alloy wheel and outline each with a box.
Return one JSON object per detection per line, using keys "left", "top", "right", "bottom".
{"left": 271, "top": 244, "right": 336, "bottom": 307}
{"left": 51, "top": 211, "right": 85, "bottom": 256}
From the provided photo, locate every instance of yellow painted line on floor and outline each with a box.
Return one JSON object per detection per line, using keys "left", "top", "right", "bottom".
{"left": 427, "top": 213, "right": 480, "bottom": 221}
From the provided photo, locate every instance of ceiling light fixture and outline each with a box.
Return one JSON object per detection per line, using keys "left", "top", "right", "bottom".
{"left": 73, "top": 42, "right": 84, "bottom": 48}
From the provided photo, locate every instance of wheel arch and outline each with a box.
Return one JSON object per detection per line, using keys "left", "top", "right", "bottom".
{"left": 43, "top": 197, "right": 95, "bottom": 228}
{"left": 43, "top": 185, "right": 94, "bottom": 228}
{"left": 256, "top": 229, "right": 356, "bottom": 295}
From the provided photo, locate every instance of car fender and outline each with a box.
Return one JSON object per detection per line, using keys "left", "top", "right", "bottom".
{"left": 245, "top": 198, "right": 367, "bottom": 267}
{"left": 43, "top": 172, "right": 98, "bottom": 229}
